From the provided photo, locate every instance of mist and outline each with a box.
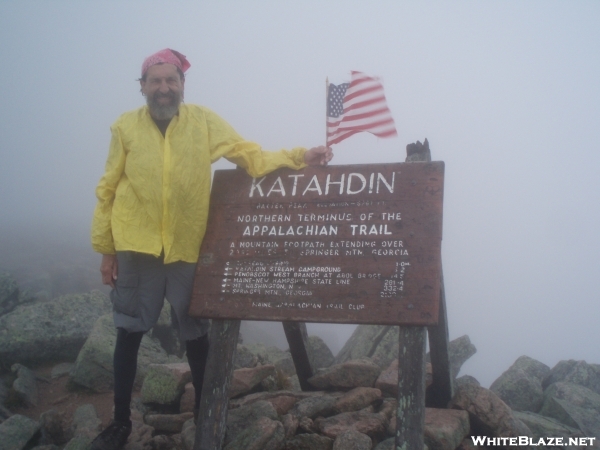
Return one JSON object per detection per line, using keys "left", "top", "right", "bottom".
{"left": 1, "top": 1, "right": 599, "bottom": 387}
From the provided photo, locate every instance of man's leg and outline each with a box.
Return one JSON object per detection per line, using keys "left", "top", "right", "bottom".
{"left": 92, "top": 252, "right": 167, "bottom": 449}
{"left": 113, "top": 328, "right": 144, "bottom": 424}
{"left": 165, "top": 261, "right": 210, "bottom": 414}
{"left": 185, "top": 333, "right": 209, "bottom": 415}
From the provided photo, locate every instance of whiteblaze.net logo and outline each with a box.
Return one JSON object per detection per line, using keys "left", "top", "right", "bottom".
{"left": 471, "top": 436, "right": 597, "bottom": 446}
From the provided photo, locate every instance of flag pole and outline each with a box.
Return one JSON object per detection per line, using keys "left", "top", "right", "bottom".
{"left": 325, "top": 77, "right": 329, "bottom": 147}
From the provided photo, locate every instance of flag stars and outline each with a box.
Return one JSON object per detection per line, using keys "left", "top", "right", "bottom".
{"left": 327, "top": 83, "right": 349, "bottom": 117}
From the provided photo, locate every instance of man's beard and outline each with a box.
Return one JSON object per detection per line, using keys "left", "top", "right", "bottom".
{"left": 146, "top": 90, "right": 182, "bottom": 120}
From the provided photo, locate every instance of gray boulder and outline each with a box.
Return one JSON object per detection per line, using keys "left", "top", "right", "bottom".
{"left": 308, "top": 359, "right": 381, "bottom": 390}
{"left": 489, "top": 355, "right": 550, "bottom": 412}
{"left": 336, "top": 327, "right": 476, "bottom": 380}
{"left": 423, "top": 408, "right": 470, "bottom": 450}
{"left": 308, "top": 335, "right": 335, "bottom": 370}
{"left": 225, "top": 400, "right": 279, "bottom": 445}
{"left": 285, "top": 433, "right": 333, "bottom": 450}
{"left": 0, "top": 414, "right": 41, "bottom": 450}
{"left": 289, "top": 394, "right": 338, "bottom": 419}
{"left": 39, "top": 409, "right": 71, "bottom": 446}
{"left": 449, "top": 381, "right": 532, "bottom": 438}
{"left": 334, "top": 325, "right": 398, "bottom": 369}
{"left": 69, "top": 314, "right": 180, "bottom": 392}
{"left": 0, "top": 290, "right": 111, "bottom": 370}
{"left": 0, "top": 271, "right": 20, "bottom": 317}
{"left": 140, "top": 363, "right": 191, "bottom": 406}
{"left": 539, "top": 381, "right": 600, "bottom": 437}
{"left": 11, "top": 363, "right": 38, "bottom": 407}
{"left": 224, "top": 416, "right": 285, "bottom": 450}
{"left": 245, "top": 343, "right": 295, "bottom": 376}
{"left": 332, "top": 428, "right": 372, "bottom": 450}
{"left": 542, "top": 360, "right": 600, "bottom": 395}
{"left": 443, "top": 335, "right": 477, "bottom": 379}
{"left": 513, "top": 411, "right": 585, "bottom": 443}
{"left": 70, "top": 404, "right": 101, "bottom": 439}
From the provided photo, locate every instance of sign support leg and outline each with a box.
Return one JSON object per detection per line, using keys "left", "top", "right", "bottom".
{"left": 194, "top": 319, "right": 240, "bottom": 450}
{"left": 282, "top": 321, "right": 314, "bottom": 390}
{"left": 426, "top": 269, "right": 453, "bottom": 407}
{"left": 395, "top": 326, "right": 426, "bottom": 450}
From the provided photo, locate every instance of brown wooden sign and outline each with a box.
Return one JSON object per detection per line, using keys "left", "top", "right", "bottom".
{"left": 190, "top": 162, "right": 444, "bottom": 326}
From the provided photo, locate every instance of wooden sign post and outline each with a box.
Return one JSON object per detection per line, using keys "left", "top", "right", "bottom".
{"left": 191, "top": 151, "right": 449, "bottom": 449}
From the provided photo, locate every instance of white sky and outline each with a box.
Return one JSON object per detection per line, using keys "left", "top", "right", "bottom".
{"left": 0, "top": 1, "right": 599, "bottom": 387}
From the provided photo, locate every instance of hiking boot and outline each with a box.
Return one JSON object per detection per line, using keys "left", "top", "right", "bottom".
{"left": 90, "top": 421, "right": 132, "bottom": 450}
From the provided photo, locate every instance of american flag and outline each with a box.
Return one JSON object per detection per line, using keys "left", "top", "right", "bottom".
{"left": 327, "top": 71, "right": 397, "bottom": 146}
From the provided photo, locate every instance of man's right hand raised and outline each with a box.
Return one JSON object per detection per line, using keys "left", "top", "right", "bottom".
{"left": 100, "top": 254, "right": 118, "bottom": 288}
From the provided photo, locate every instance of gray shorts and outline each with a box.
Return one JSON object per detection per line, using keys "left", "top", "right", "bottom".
{"left": 111, "top": 251, "right": 209, "bottom": 341}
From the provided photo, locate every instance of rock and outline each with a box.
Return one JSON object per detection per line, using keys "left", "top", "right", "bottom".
{"left": 70, "top": 404, "right": 101, "bottom": 439}
{"left": 332, "top": 428, "right": 372, "bottom": 450}
{"left": 181, "top": 419, "right": 196, "bottom": 450}
{"left": 234, "top": 344, "right": 259, "bottom": 369}
{"left": 426, "top": 335, "right": 477, "bottom": 380}
{"left": 298, "top": 416, "right": 318, "bottom": 433}
{"left": 63, "top": 435, "right": 93, "bottom": 450}
{"left": 489, "top": 355, "right": 550, "bottom": 412}
{"left": 373, "top": 437, "right": 396, "bottom": 450}
{"left": 230, "top": 364, "right": 276, "bottom": 398}
{"left": 225, "top": 400, "right": 279, "bottom": 445}
{"left": 39, "top": 409, "right": 70, "bottom": 446}
{"left": 179, "top": 382, "right": 195, "bottom": 413}
{"left": 50, "top": 362, "right": 74, "bottom": 379}
{"left": 246, "top": 343, "right": 295, "bottom": 376}
{"left": 0, "top": 291, "right": 111, "bottom": 370}
{"left": 375, "top": 359, "right": 399, "bottom": 397}
{"left": 543, "top": 360, "right": 600, "bottom": 395}
{"left": 0, "top": 272, "right": 20, "bottom": 317}
{"left": 308, "top": 359, "right": 381, "bottom": 390}
{"left": 141, "top": 363, "right": 191, "bottom": 406}
{"left": 284, "top": 433, "right": 333, "bottom": 450}
{"left": 454, "top": 375, "right": 480, "bottom": 390}
{"left": 144, "top": 412, "right": 194, "bottom": 434}
{"left": 281, "top": 413, "right": 298, "bottom": 439}
{"left": 316, "top": 410, "right": 387, "bottom": 439}
{"left": 449, "top": 382, "right": 532, "bottom": 438}
{"left": 0, "top": 414, "right": 41, "bottom": 450}
{"left": 228, "top": 389, "right": 321, "bottom": 410}
{"left": 336, "top": 330, "right": 475, "bottom": 381}
{"left": 124, "top": 420, "right": 154, "bottom": 450}
{"left": 334, "top": 387, "right": 382, "bottom": 413}
{"left": 289, "top": 394, "right": 337, "bottom": 419}
{"left": 335, "top": 325, "right": 398, "bottom": 369}
{"left": 423, "top": 408, "right": 470, "bottom": 450}
{"left": 539, "top": 381, "right": 600, "bottom": 437}
{"left": 513, "top": 411, "right": 585, "bottom": 443}
{"left": 308, "top": 335, "right": 335, "bottom": 370}
{"left": 144, "top": 434, "right": 178, "bottom": 450}
{"left": 69, "top": 314, "right": 180, "bottom": 392}
{"left": 266, "top": 394, "right": 300, "bottom": 415}
{"left": 11, "top": 363, "right": 38, "bottom": 406}
{"left": 223, "top": 416, "right": 285, "bottom": 450}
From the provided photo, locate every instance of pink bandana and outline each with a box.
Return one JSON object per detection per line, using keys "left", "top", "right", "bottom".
{"left": 141, "top": 49, "right": 191, "bottom": 77}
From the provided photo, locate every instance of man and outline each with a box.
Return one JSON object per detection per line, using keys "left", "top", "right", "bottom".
{"left": 90, "top": 48, "right": 332, "bottom": 449}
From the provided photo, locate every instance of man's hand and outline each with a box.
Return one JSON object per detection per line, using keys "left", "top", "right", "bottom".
{"left": 100, "top": 254, "right": 118, "bottom": 288}
{"left": 304, "top": 146, "right": 333, "bottom": 166}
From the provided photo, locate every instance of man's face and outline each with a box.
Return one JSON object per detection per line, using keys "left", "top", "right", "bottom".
{"left": 140, "top": 63, "right": 185, "bottom": 120}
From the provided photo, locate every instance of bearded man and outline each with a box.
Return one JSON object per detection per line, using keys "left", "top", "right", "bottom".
{"left": 90, "top": 48, "right": 332, "bottom": 449}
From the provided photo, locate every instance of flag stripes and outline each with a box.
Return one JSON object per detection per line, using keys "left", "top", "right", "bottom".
{"left": 327, "top": 71, "right": 397, "bottom": 146}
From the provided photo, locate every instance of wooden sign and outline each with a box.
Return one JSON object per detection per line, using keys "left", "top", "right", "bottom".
{"left": 190, "top": 162, "right": 444, "bottom": 326}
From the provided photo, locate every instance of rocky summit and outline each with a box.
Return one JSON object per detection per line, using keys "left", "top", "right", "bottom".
{"left": 1, "top": 271, "right": 599, "bottom": 449}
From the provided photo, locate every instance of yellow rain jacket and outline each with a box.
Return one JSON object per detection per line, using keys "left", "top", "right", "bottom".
{"left": 91, "top": 104, "right": 307, "bottom": 264}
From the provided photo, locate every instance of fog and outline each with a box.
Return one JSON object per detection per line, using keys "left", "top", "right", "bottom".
{"left": 1, "top": 1, "right": 599, "bottom": 387}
